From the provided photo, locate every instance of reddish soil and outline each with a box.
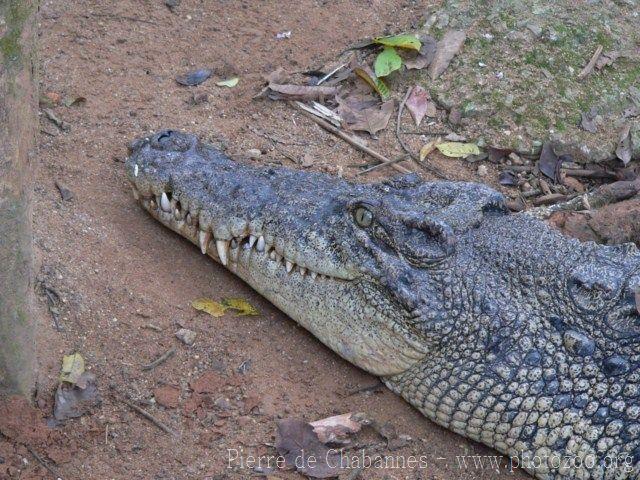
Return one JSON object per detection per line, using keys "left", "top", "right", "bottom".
{"left": 3, "top": 1, "right": 536, "bottom": 479}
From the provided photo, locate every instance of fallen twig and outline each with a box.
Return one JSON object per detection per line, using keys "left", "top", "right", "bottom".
{"left": 578, "top": 44, "right": 603, "bottom": 80}
{"left": 527, "top": 177, "right": 640, "bottom": 218}
{"left": 504, "top": 165, "right": 616, "bottom": 179}
{"left": 26, "top": 444, "right": 64, "bottom": 480}
{"left": 563, "top": 168, "right": 616, "bottom": 179}
{"left": 294, "top": 101, "right": 342, "bottom": 128}
{"left": 396, "top": 88, "right": 446, "bottom": 179}
{"left": 291, "top": 102, "right": 412, "bottom": 174}
{"left": 355, "top": 154, "right": 410, "bottom": 176}
{"left": 142, "top": 347, "right": 176, "bottom": 371}
{"left": 317, "top": 63, "right": 346, "bottom": 85}
{"left": 119, "top": 398, "right": 177, "bottom": 436}
{"left": 532, "top": 193, "right": 568, "bottom": 206}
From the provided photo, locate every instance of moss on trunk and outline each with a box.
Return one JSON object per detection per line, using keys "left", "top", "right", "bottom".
{"left": 0, "top": 0, "right": 38, "bottom": 398}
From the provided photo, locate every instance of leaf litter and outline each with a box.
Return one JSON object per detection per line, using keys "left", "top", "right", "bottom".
{"left": 428, "top": 30, "right": 466, "bottom": 80}
{"left": 405, "top": 85, "right": 436, "bottom": 127}
{"left": 337, "top": 95, "right": 394, "bottom": 135}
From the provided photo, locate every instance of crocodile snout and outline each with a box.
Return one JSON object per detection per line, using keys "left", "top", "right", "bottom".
{"left": 149, "top": 129, "right": 195, "bottom": 152}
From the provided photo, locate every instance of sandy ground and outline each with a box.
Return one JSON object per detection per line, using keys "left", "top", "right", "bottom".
{"left": 2, "top": 1, "right": 532, "bottom": 478}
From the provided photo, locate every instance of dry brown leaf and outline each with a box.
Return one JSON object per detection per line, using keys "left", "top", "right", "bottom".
{"left": 276, "top": 418, "right": 344, "bottom": 478}
{"left": 338, "top": 98, "right": 394, "bottom": 135}
{"left": 267, "top": 83, "right": 337, "bottom": 101}
{"left": 616, "top": 124, "right": 632, "bottom": 165}
{"left": 406, "top": 85, "right": 436, "bottom": 126}
{"left": 310, "top": 413, "right": 365, "bottom": 444}
{"left": 428, "top": 30, "right": 466, "bottom": 80}
{"left": 404, "top": 34, "right": 437, "bottom": 70}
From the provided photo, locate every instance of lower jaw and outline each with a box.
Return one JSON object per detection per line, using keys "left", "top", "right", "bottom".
{"left": 139, "top": 198, "right": 428, "bottom": 376}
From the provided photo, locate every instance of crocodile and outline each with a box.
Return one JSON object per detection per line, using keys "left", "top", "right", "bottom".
{"left": 126, "top": 130, "right": 640, "bottom": 479}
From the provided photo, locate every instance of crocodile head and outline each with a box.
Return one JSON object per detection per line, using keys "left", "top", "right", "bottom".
{"left": 125, "top": 130, "right": 508, "bottom": 375}
{"left": 127, "top": 130, "right": 640, "bottom": 478}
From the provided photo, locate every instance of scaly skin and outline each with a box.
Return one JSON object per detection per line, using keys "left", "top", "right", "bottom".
{"left": 126, "top": 130, "right": 640, "bottom": 479}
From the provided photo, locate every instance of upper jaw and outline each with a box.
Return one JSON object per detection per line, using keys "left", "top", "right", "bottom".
{"left": 126, "top": 138, "right": 359, "bottom": 281}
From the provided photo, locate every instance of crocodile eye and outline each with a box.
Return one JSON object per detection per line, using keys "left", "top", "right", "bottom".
{"left": 354, "top": 207, "right": 373, "bottom": 227}
{"left": 568, "top": 263, "right": 622, "bottom": 312}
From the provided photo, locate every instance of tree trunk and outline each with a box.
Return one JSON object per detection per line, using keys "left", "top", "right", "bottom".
{"left": 0, "top": 0, "right": 38, "bottom": 397}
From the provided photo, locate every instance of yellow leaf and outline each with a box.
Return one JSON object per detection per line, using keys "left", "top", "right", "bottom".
{"left": 191, "top": 298, "right": 228, "bottom": 317}
{"left": 373, "top": 34, "right": 422, "bottom": 51}
{"left": 436, "top": 142, "right": 480, "bottom": 158}
{"left": 221, "top": 297, "right": 260, "bottom": 316}
{"left": 353, "top": 66, "right": 391, "bottom": 100}
{"left": 419, "top": 138, "right": 442, "bottom": 161}
{"left": 60, "top": 353, "right": 85, "bottom": 384}
{"left": 216, "top": 77, "right": 239, "bottom": 88}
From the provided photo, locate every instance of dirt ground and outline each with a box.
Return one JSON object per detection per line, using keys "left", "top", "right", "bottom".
{"left": 1, "top": 0, "right": 562, "bottom": 478}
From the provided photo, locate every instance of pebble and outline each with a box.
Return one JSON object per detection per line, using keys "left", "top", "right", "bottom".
{"left": 175, "top": 328, "right": 197, "bottom": 346}
{"left": 477, "top": 165, "right": 488, "bottom": 176}
{"left": 247, "top": 148, "right": 261, "bottom": 160}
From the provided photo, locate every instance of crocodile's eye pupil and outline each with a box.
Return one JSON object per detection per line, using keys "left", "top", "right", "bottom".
{"left": 354, "top": 207, "right": 373, "bottom": 227}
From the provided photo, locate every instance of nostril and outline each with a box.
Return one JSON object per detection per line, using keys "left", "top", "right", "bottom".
{"left": 150, "top": 130, "right": 194, "bottom": 152}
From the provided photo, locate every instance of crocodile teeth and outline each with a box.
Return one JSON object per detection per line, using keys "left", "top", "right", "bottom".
{"left": 256, "top": 236, "right": 265, "bottom": 252}
{"left": 186, "top": 213, "right": 193, "bottom": 226}
{"left": 310, "top": 271, "right": 317, "bottom": 280}
{"left": 216, "top": 239, "right": 229, "bottom": 266}
{"left": 248, "top": 235, "right": 257, "bottom": 249}
{"left": 286, "top": 260, "right": 293, "bottom": 273}
{"left": 275, "top": 252, "right": 282, "bottom": 263}
{"left": 132, "top": 187, "right": 140, "bottom": 200}
{"left": 160, "top": 192, "right": 171, "bottom": 212}
{"left": 199, "top": 230, "right": 211, "bottom": 254}
{"left": 299, "top": 266, "right": 307, "bottom": 276}
{"left": 269, "top": 250, "right": 276, "bottom": 260}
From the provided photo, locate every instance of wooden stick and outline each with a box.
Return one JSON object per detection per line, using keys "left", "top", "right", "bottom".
{"left": 578, "top": 45, "right": 603, "bottom": 80}
{"left": 527, "top": 177, "right": 640, "bottom": 218}
{"left": 396, "top": 88, "right": 446, "bottom": 179}
{"left": 25, "top": 445, "right": 64, "bottom": 480}
{"left": 142, "top": 347, "right": 176, "bottom": 371}
{"left": 120, "top": 398, "right": 177, "bottom": 436}
{"left": 355, "top": 154, "right": 410, "bottom": 176}
{"left": 564, "top": 168, "right": 616, "bottom": 179}
{"left": 291, "top": 102, "right": 412, "bottom": 174}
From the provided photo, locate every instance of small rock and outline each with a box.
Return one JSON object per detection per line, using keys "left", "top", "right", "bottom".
{"left": 508, "top": 152, "right": 524, "bottom": 165}
{"left": 187, "top": 92, "right": 209, "bottom": 106}
{"left": 154, "top": 385, "right": 180, "bottom": 408}
{"left": 444, "top": 132, "right": 467, "bottom": 142}
{"left": 477, "top": 164, "right": 488, "bottom": 176}
{"left": 175, "top": 328, "right": 197, "bottom": 345}
{"left": 247, "top": 148, "right": 262, "bottom": 160}
{"left": 55, "top": 181, "right": 74, "bottom": 201}
{"left": 526, "top": 23, "right": 542, "bottom": 37}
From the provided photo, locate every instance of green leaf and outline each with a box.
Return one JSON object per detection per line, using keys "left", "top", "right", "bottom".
{"left": 436, "top": 142, "right": 481, "bottom": 158}
{"left": 373, "top": 34, "right": 421, "bottom": 51}
{"left": 374, "top": 47, "right": 403, "bottom": 77}
{"left": 354, "top": 66, "right": 391, "bottom": 100}
{"left": 221, "top": 297, "right": 259, "bottom": 316}
{"left": 60, "top": 353, "right": 85, "bottom": 384}
{"left": 216, "top": 77, "right": 239, "bottom": 88}
{"left": 192, "top": 298, "right": 228, "bottom": 317}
